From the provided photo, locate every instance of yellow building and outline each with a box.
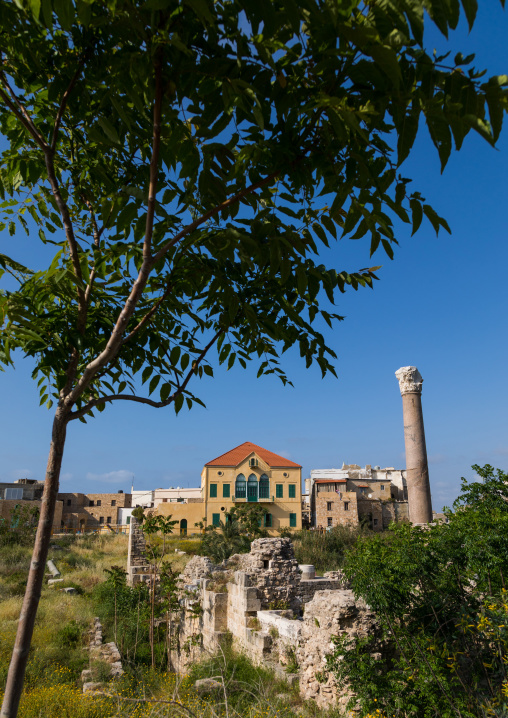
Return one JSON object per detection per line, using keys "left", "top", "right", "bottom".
{"left": 157, "top": 442, "right": 302, "bottom": 535}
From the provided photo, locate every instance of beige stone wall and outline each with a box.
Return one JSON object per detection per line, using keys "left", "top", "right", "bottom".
{"left": 202, "top": 452, "right": 302, "bottom": 532}
{"left": 314, "top": 489, "right": 358, "bottom": 529}
{"left": 59, "top": 492, "right": 131, "bottom": 529}
{"left": 296, "top": 590, "right": 382, "bottom": 710}
{"left": 156, "top": 501, "right": 206, "bottom": 534}
{"left": 0, "top": 499, "right": 63, "bottom": 528}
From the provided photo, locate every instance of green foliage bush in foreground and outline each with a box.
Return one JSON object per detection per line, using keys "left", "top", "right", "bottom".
{"left": 326, "top": 465, "right": 508, "bottom": 718}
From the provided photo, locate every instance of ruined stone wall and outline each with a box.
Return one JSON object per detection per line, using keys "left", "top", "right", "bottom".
{"left": 238, "top": 537, "right": 301, "bottom": 610}
{"left": 382, "top": 500, "right": 409, "bottom": 528}
{"left": 154, "top": 537, "right": 391, "bottom": 711}
{"left": 296, "top": 590, "right": 382, "bottom": 710}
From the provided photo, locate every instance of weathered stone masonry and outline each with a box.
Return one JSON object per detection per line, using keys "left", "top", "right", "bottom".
{"left": 170, "top": 538, "right": 383, "bottom": 709}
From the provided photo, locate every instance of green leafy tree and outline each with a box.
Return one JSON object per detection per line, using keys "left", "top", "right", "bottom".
{"left": 0, "top": 1, "right": 506, "bottom": 715}
{"left": 140, "top": 513, "right": 178, "bottom": 668}
{"left": 326, "top": 465, "right": 508, "bottom": 718}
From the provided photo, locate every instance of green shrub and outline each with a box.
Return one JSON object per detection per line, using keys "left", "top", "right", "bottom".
{"left": 292, "top": 524, "right": 371, "bottom": 572}
{"left": 56, "top": 620, "right": 83, "bottom": 648}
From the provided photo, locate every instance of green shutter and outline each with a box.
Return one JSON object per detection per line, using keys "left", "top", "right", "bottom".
{"left": 288, "top": 484, "right": 296, "bottom": 498}
{"left": 223, "top": 483, "right": 230, "bottom": 498}
{"left": 265, "top": 513, "right": 272, "bottom": 527}
{"left": 212, "top": 513, "right": 220, "bottom": 526}
{"left": 126, "top": 516, "right": 131, "bottom": 525}
{"left": 289, "top": 513, "right": 297, "bottom": 527}
{"left": 210, "top": 483, "right": 217, "bottom": 498}
{"left": 276, "top": 484, "right": 283, "bottom": 498}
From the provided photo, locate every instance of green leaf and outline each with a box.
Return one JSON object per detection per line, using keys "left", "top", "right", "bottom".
{"left": 97, "top": 117, "right": 120, "bottom": 145}
{"left": 174, "top": 393, "right": 184, "bottom": 414}
{"left": 397, "top": 107, "right": 420, "bottom": 165}
{"left": 410, "top": 199, "right": 423, "bottom": 236}
{"left": 53, "top": 0, "right": 74, "bottom": 30}
{"left": 460, "top": 0, "right": 478, "bottom": 30}
{"left": 184, "top": 0, "right": 215, "bottom": 26}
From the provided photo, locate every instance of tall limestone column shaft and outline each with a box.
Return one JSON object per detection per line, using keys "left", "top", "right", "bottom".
{"left": 395, "top": 366, "right": 433, "bottom": 524}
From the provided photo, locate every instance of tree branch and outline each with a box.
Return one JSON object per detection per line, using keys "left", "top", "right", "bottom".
{"left": 121, "top": 282, "right": 173, "bottom": 345}
{"left": 152, "top": 168, "right": 281, "bottom": 264}
{"left": 68, "top": 329, "right": 221, "bottom": 420}
{"left": 50, "top": 59, "right": 86, "bottom": 152}
{"left": 64, "top": 60, "right": 165, "bottom": 407}
{"left": 0, "top": 74, "right": 47, "bottom": 151}
{"left": 144, "top": 60, "right": 163, "bottom": 261}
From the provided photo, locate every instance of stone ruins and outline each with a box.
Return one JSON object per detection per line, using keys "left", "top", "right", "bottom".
{"left": 170, "top": 538, "right": 384, "bottom": 709}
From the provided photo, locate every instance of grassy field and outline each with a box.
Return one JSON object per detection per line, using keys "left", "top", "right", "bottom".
{"left": 1, "top": 532, "right": 341, "bottom": 718}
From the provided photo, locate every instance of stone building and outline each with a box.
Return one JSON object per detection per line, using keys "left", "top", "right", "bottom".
{"left": 58, "top": 491, "right": 132, "bottom": 530}
{"left": 0, "top": 479, "right": 63, "bottom": 529}
{"left": 310, "top": 464, "right": 408, "bottom": 531}
{"left": 157, "top": 442, "right": 302, "bottom": 535}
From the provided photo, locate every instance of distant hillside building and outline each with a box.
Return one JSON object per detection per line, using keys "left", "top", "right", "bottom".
{"left": 310, "top": 464, "right": 408, "bottom": 531}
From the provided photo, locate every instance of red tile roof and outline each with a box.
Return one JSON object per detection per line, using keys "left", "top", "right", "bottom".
{"left": 205, "top": 442, "right": 301, "bottom": 468}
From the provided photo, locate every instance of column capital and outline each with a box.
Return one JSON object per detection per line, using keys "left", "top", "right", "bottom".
{"left": 395, "top": 366, "right": 423, "bottom": 395}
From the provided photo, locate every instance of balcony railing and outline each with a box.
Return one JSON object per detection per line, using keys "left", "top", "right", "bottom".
{"left": 232, "top": 495, "right": 274, "bottom": 502}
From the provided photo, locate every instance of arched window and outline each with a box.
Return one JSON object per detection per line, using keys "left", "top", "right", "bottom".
{"left": 180, "top": 518, "right": 187, "bottom": 536}
{"left": 235, "top": 474, "right": 246, "bottom": 499}
{"left": 259, "top": 474, "right": 270, "bottom": 499}
{"left": 247, "top": 474, "right": 258, "bottom": 502}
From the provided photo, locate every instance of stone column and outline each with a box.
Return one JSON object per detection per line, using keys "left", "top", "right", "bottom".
{"left": 395, "top": 366, "right": 433, "bottom": 524}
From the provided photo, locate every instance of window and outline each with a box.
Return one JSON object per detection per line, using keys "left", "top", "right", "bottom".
{"left": 210, "top": 484, "right": 217, "bottom": 498}
{"left": 288, "top": 484, "right": 296, "bottom": 499}
{"left": 247, "top": 474, "right": 258, "bottom": 502}
{"left": 107, "top": 516, "right": 112, "bottom": 524}
{"left": 235, "top": 474, "right": 246, "bottom": 498}
{"left": 374, "top": 518, "right": 378, "bottom": 526}
{"left": 126, "top": 516, "right": 131, "bottom": 525}
{"left": 276, "top": 484, "right": 283, "bottom": 499}
{"left": 5, "top": 488, "right": 23, "bottom": 500}
{"left": 344, "top": 502, "right": 349, "bottom": 511}
{"left": 99, "top": 517, "right": 104, "bottom": 524}
{"left": 327, "top": 502, "right": 333, "bottom": 511}
{"left": 265, "top": 513, "right": 272, "bottom": 528}
{"left": 163, "top": 498, "right": 168, "bottom": 503}
{"left": 222, "top": 484, "right": 230, "bottom": 498}
{"left": 212, "top": 513, "right": 220, "bottom": 527}
{"left": 327, "top": 517, "right": 333, "bottom": 527}
{"left": 249, "top": 458, "right": 258, "bottom": 467}
{"left": 289, "top": 513, "right": 297, "bottom": 527}
{"left": 96, "top": 499, "right": 102, "bottom": 507}
{"left": 111, "top": 500, "right": 116, "bottom": 506}
{"left": 380, "top": 485, "right": 385, "bottom": 491}
{"left": 259, "top": 474, "right": 270, "bottom": 499}
{"left": 67, "top": 499, "right": 71, "bottom": 506}
{"left": 89, "top": 500, "right": 94, "bottom": 507}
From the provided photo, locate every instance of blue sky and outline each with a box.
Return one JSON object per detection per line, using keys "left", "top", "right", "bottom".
{"left": 1, "top": 4, "right": 507, "bottom": 512}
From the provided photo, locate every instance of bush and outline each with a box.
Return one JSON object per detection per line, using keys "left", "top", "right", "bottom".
{"left": 292, "top": 524, "right": 370, "bottom": 572}
{"left": 56, "top": 620, "right": 83, "bottom": 648}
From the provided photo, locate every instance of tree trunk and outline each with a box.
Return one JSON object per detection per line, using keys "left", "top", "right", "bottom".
{"left": 0, "top": 408, "right": 68, "bottom": 718}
